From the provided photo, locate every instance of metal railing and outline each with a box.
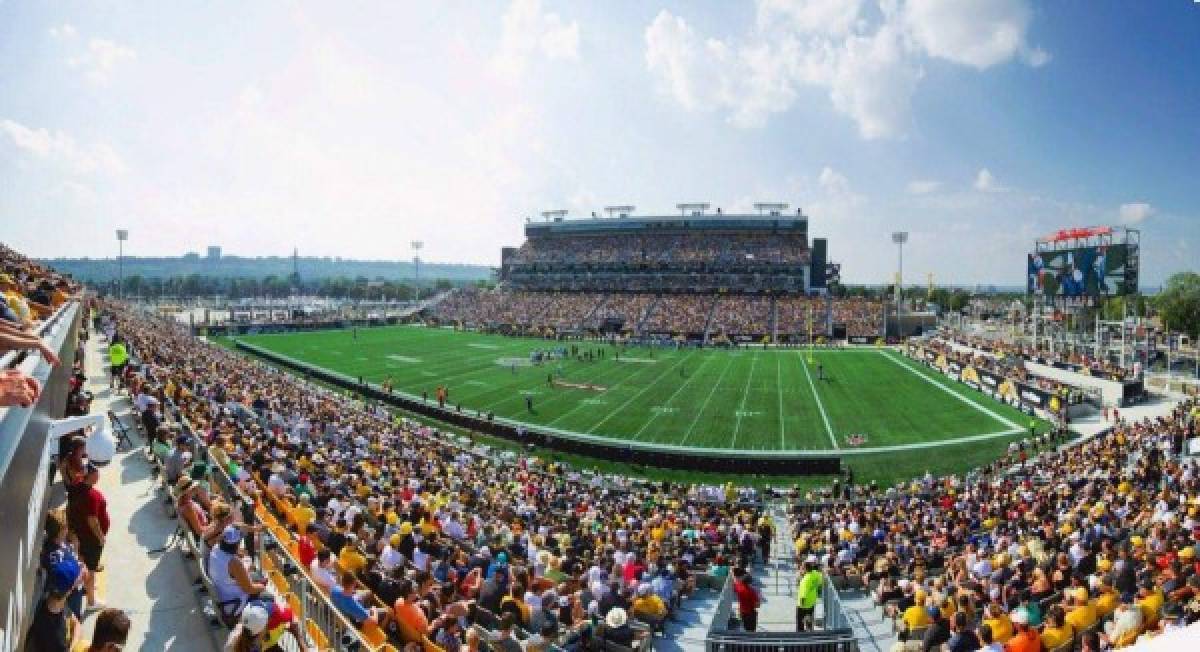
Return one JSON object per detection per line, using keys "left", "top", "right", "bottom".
{"left": 0, "top": 300, "right": 83, "bottom": 652}
{"left": 704, "top": 572, "right": 858, "bottom": 652}
{"left": 821, "top": 574, "right": 850, "bottom": 631}
{"left": 204, "top": 441, "right": 376, "bottom": 651}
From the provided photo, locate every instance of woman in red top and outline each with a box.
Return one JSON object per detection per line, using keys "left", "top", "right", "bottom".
{"left": 732, "top": 568, "right": 761, "bottom": 631}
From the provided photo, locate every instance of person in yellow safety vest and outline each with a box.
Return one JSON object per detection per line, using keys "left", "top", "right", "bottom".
{"left": 796, "top": 558, "right": 823, "bottom": 632}
{"left": 108, "top": 337, "right": 128, "bottom": 388}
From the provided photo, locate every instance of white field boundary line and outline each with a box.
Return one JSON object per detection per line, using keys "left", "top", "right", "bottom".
{"left": 821, "top": 427, "right": 1022, "bottom": 455}
{"left": 631, "top": 352, "right": 716, "bottom": 440}
{"left": 679, "top": 354, "right": 737, "bottom": 446}
{"left": 776, "top": 356, "right": 786, "bottom": 449}
{"left": 800, "top": 354, "right": 839, "bottom": 449}
{"left": 730, "top": 352, "right": 760, "bottom": 449}
{"left": 235, "top": 341, "right": 1027, "bottom": 457}
{"left": 583, "top": 349, "right": 699, "bottom": 433}
{"left": 880, "top": 349, "right": 1022, "bottom": 431}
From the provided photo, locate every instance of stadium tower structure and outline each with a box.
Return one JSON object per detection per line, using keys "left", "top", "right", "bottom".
{"left": 495, "top": 203, "right": 840, "bottom": 341}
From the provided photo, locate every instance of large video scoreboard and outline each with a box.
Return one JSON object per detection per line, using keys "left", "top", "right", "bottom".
{"left": 1027, "top": 243, "right": 1138, "bottom": 298}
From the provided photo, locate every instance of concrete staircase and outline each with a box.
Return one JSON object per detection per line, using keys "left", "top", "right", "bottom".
{"left": 753, "top": 502, "right": 801, "bottom": 631}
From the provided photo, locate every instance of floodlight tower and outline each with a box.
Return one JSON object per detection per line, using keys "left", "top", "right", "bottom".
{"left": 115, "top": 229, "right": 129, "bottom": 299}
{"left": 891, "top": 231, "right": 908, "bottom": 315}
{"left": 411, "top": 241, "right": 423, "bottom": 303}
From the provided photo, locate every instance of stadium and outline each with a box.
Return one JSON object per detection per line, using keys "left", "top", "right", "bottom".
{"left": 228, "top": 207, "right": 1044, "bottom": 480}
{"left": 3, "top": 3, "right": 1200, "bottom": 652}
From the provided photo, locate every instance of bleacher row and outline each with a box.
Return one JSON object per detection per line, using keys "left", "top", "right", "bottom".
{"left": 111, "top": 396, "right": 379, "bottom": 650}
{"left": 110, "top": 362, "right": 686, "bottom": 652}
{"left": 431, "top": 289, "right": 883, "bottom": 339}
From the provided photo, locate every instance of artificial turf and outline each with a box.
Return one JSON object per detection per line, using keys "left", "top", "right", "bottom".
{"left": 234, "top": 325, "right": 1034, "bottom": 453}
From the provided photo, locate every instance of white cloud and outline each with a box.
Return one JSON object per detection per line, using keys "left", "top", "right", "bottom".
{"left": 757, "top": 0, "right": 864, "bottom": 36}
{"left": 902, "top": 0, "right": 1042, "bottom": 69}
{"left": 49, "top": 24, "right": 77, "bottom": 40}
{"left": 1024, "top": 47, "right": 1051, "bottom": 67}
{"left": 828, "top": 18, "right": 924, "bottom": 139}
{"left": 906, "top": 179, "right": 940, "bottom": 194}
{"left": 643, "top": 0, "right": 1048, "bottom": 138}
{"left": 644, "top": 11, "right": 707, "bottom": 112}
{"left": 0, "top": 118, "right": 126, "bottom": 176}
{"left": 66, "top": 37, "right": 137, "bottom": 84}
{"left": 1118, "top": 202, "right": 1155, "bottom": 224}
{"left": 817, "top": 166, "right": 865, "bottom": 206}
{"left": 493, "top": 0, "right": 580, "bottom": 77}
{"left": 974, "top": 168, "right": 1003, "bottom": 192}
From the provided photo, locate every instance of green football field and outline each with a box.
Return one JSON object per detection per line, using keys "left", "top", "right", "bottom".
{"left": 233, "top": 325, "right": 1038, "bottom": 459}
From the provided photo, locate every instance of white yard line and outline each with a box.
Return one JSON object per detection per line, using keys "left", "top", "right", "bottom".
{"left": 631, "top": 353, "right": 714, "bottom": 440}
{"left": 680, "top": 355, "right": 736, "bottom": 446}
{"left": 776, "top": 356, "right": 786, "bottom": 449}
{"left": 800, "top": 355, "right": 839, "bottom": 449}
{"left": 584, "top": 349, "right": 698, "bottom": 433}
{"left": 730, "top": 353, "right": 760, "bottom": 449}
{"left": 880, "top": 350, "right": 1022, "bottom": 431}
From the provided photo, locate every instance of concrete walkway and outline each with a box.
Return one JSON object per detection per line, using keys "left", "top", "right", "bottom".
{"left": 60, "top": 335, "right": 218, "bottom": 651}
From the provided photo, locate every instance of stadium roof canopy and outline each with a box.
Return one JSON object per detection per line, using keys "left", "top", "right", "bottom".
{"left": 524, "top": 211, "right": 808, "bottom": 236}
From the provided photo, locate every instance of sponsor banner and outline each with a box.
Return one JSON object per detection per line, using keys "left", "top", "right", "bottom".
{"left": 848, "top": 336, "right": 873, "bottom": 344}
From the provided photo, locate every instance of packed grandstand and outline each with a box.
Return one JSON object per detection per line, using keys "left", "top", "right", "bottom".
{"left": 3, "top": 236, "right": 1200, "bottom": 652}
{"left": 431, "top": 211, "right": 883, "bottom": 341}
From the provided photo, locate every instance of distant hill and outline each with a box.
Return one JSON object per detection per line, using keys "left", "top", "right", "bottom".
{"left": 40, "top": 255, "right": 493, "bottom": 283}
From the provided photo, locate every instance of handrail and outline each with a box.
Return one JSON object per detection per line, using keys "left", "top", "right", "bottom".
{"left": 201, "top": 433, "right": 378, "bottom": 651}
{"left": 0, "top": 299, "right": 74, "bottom": 369}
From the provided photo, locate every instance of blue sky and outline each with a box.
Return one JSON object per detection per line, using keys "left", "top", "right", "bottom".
{"left": 0, "top": 0, "right": 1196, "bottom": 285}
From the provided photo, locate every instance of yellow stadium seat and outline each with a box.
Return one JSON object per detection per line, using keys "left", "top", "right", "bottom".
{"left": 362, "top": 621, "right": 388, "bottom": 647}
{"left": 306, "top": 619, "right": 330, "bottom": 650}
{"left": 268, "top": 570, "right": 289, "bottom": 594}
{"left": 286, "top": 592, "right": 302, "bottom": 617}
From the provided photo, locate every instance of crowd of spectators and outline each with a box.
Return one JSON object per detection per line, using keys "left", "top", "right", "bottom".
{"left": 709, "top": 296, "right": 771, "bottom": 337}
{"left": 937, "top": 330, "right": 1138, "bottom": 382}
{"left": 584, "top": 295, "right": 655, "bottom": 331}
{"left": 433, "top": 289, "right": 887, "bottom": 340}
{"left": 511, "top": 233, "right": 810, "bottom": 268}
{"left": 0, "top": 244, "right": 135, "bottom": 652}
{"left": 0, "top": 243, "right": 80, "bottom": 407}
{"left": 793, "top": 398, "right": 1199, "bottom": 650}
{"left": 641, "top": 296, "right": 715, "bottom": 335}
{"left": 101, "top": 302, "right": 786, "bottom": 650}
{"left": 916, "top": 334, "right": 1082, "bottom": 403}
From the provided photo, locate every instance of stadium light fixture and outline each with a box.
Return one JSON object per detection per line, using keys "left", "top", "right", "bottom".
{"left": 116, "top": 229, "right": 129, "bottom": 299}
{"left": 891, "top": 231, "right": 908, "bottom": 316}
{"left": 604, "top": 206, "right": 636, "bottom": 218}
{"left": 411, "top": 241, "right": 423, "bottom": 303}
{"left": 753, "top": 202, "right": 789, "bottom": 216}
{"left": 675, "top": 203, "right": 710, "bottom": 216}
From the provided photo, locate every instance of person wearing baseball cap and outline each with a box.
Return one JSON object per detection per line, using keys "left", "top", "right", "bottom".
{"left": 225, "top": 603, "right": 269, "bottom": 651}
{"left": 209, "top": 525, "right": 267, "bottom": 625}
{"left": 1005, "top": 608, "right": 1040, "bottom": 652}
{"left": 25, "top": 563, "right": 80, "bottom": 651}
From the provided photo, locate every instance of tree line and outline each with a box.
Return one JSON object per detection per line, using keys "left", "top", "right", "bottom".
{"left": 102, "top": 274, "right": 492, "bottom": 300}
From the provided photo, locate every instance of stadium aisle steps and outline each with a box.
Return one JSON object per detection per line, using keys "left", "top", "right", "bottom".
{"left": 753, "top": 502, "right": 800, "bottom": 632}
{"left": 73, "top": 335, "right": 220, "bottom": 651}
